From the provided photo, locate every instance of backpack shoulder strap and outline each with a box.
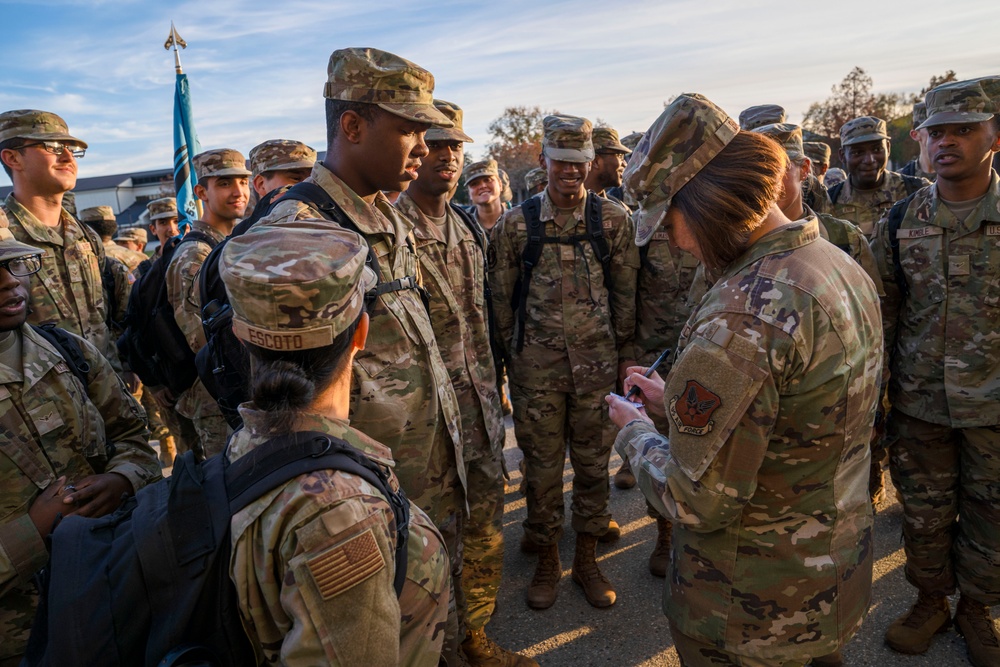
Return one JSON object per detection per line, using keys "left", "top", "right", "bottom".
{"left": 225, "top": 431, "right": 410, "bottom": 597}
{"left": 451, "top": 203, "right": 488, "bottom": 256}
{"left": 887, "top": 192, "right": 916, "bottom": 302}
{"left": 31, "top": 323, "right": 91, "bottom": 392}
{"left": 828, "top": 181, "right": 845, "bottom": 205}
{"left": 585, "top": 193, "right": 613, "bottom": 295}
{"left": 515, "top": 197, "right": 545, "bottom": 353}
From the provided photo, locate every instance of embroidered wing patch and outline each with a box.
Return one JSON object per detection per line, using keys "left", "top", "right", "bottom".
{"left": 669, "top": 380, "right": 722, "bottom": 436}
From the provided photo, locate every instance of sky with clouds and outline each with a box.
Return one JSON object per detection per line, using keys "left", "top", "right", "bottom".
{"left": 1, "top": 0, "right": 997, "bottom": 187}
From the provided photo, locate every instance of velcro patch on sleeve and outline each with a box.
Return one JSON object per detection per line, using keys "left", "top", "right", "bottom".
{"left": 306, "top": 527, "right": 385, "bottom": 600}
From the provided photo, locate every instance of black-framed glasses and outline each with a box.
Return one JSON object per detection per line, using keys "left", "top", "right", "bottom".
{"left": 0, "top": 254, "right": 43, "bottom": 276}
{"left": 19, "top": 141, "right": 86, "bottom": 158}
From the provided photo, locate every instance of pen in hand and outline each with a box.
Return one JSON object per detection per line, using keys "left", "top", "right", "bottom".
{"left": 624, "top": 347, "right": 672, "bottom": 401}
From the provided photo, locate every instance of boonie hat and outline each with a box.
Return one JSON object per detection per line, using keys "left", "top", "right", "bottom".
{"left": 623, "top": 93, "right": 739, "bottom": 246}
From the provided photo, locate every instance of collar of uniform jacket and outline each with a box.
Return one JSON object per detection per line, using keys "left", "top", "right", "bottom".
{"left": 4, "top": 194, "right": 73, "bottom": 247}
{"left": 717, "top": 218, "right": 821, "bottom": 284}
{"left": 309, "top": 162, "right": 410, "bottom": 237}
{"left": 914, "top": 171, "right": 1000, "bottom": 237}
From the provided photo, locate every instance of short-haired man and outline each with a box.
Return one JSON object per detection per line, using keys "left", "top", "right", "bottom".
{"left": 464, "top": 159, "right": 505, "bottom": 231}
{"left": 899, "top": 102, "right": 937, "bottom": 183}
{"left": 255, "top": 47, "right": 468, "bottom": 664}
{"left": 396, "top": 99, "right": 535, "bottom": 667}
{"left": 830, "top": 116, "right": 929, "bottom": 237}
{"left": 0, "top": 218, "right": 160, "bottom": 664}
{"left": 245, "top": 138, "right": 316, "bottom": 213}
{"left": 490, "top": 114, "right": 639, "bottom": 611}
{"left": 115, "top": 228, "right": 148, "bottom": 255}
{"left": 584, "top": 127, "right": 631, "bottom": 202}
{"left": 524, "top": 167, "right": 547, "bottom": 196}
{"left": 164, "top": 148, "right": 249, "bottom": 458}
{"left": 872, "top": 76, "right": 1000, "bottom": 667}
{"left": 0, "top": 110, "right": 121, "bottom": 368}
{"left": 802, "top": 140, "right": 833, "bottom": 213}
{"left": 80, "top": 206, "right": 147, "bottom": 272}
{"left": 145, "top": 197, "right": 180, "bottom": 260}
{"left": 804, "top": 141, "right": 832, "bottom": 180}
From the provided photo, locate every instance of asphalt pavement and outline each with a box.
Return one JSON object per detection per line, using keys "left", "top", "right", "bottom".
{"left": 488, "top": 416, "right": 994, "bottom": 666}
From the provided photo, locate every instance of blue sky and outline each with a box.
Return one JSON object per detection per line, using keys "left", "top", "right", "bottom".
{"left": 1, "top": 0, "right": 997, "bottom": 187}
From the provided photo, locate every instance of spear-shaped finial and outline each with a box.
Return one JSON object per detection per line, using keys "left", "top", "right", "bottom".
{"left": 164, "top": 22, "right": 188, "bottom": 74}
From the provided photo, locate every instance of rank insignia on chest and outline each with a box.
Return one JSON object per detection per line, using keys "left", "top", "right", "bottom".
{"left": 669, "top": 380, "right": 721, "bottom": 436}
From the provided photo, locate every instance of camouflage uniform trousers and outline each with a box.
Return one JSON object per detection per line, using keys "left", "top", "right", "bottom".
{"left": 511, "top": 383, "right": 614, "bottom": 544}
{"left": 888, "top": 410, "right": 1000, "bottom": 604}
{"left": 670, "top": 622, "right": 807, "bottom": 667}
{"left": 175, "top": 379, "right": 230, "bottom": 459}
{"left": 461, "top": 429, "right": 505, "bottom": 632}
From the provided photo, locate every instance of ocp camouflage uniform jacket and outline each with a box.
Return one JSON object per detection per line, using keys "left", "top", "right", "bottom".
{"left": 489, "top": 190, "right": 640, "bottom": 394}
{"left": 634, "top": 230, "right": 699, "bottom": 367}
{"left": 3, "top": 195, "right": 121, "bottom": 368}
{"left": 830, "top": 171, "right": 930, "bottom": 237}
{"left": 103, "top": 239, "right": 146, "bottom": 273}
{"left": 165, "top": 220, "right": 225, "bottom": 354}
{"left": 802, "top": 172, "right": 831, "bottom": 214}
{"left": 395, "top": 193, "right": 505, "bottom": 461}
{"left": 806, "top": 205, "right": 884, "bottom": 296}
{"left": 229, "top": 407, "right": 449, "bottom": 667}
{"left": 871, "top": 172, "right": 1000, "bottom": 427}
{"left": 0, "top": 324, "right": 159, "bottom": 661}
{"left": 615, "top": 219, "right": 882, "bottom": 661}
{"left": 257, "top": 163, "right": 466, "bottom": 495}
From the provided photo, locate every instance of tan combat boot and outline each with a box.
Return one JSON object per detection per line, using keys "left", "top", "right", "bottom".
{"left": 598, "top": 519, "right": 621, "bottom": 544}
{"left": 648, "top": 516, "right": 672, "bottom": 578}
{"left": 159, "top": 435, "right": 177, "bottom": 469}
{"left": 613, "top": 459, "right": 636, "bottom": 489}
{"left": 462, "top": 627, "right": 539, "bottom": 667}
{"left": 954, "top": 594, "right": 1000, "bottom": 667}
{"left": 572, "top": 533, "right": 616, "bottom": 608}
{"left": 526, "top": 544, "right": 560, "bottom": 610}
{"left": 885, "top": 592, "right": 951, "bottom": 654}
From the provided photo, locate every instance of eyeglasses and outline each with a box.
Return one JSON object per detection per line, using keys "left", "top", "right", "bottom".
{"left": 19, "top": 141, "right": 86, "bottom": 158}
{"left": 0, "top": 254, "right": 43, "bottom": 276}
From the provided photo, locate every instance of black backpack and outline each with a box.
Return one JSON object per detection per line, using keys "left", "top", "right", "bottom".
{"left": 511, "top": 193, "right": 611, "bottom": 352}
{"left": 117, "top": 231, "right": 215, "bottom": 395}
{"left": 196, "top": 182, "right": 423, "bottom": 429}
{"left": 24, "top": 430, "right": 410, "bottom": 667}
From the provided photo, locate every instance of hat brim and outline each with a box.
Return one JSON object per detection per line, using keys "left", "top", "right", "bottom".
{"left": 425, "top": 127, "right": 474, "bottom": 143}
{"left": 543, "top": 146, "right": 595, "bottom": 163}
{"left": 842, "top": 133, "right": 889, "bottom": 147}
{"left": 261, "top": 160, "right": 315, "bottom": 173}
{"left": 0, "top": 239, "right": 45, "bottom": 261}
{"left": 918, "top": 111, "right": 996, "bottom": 130}
{"left": 149, "top": 212, "right": 178, "bottom": 221}
{"left": 464, "top": 170, "right": 497, "bottom": 185}
{"left": 634, "top": 197, "right": 670, "bottom": 247}
{"left": 596, "top": 144, "right": 632, "bottom": 155}
{"left": 378, "top": 102, "right": 455, "bottom": 128}
{"left": 20, "top": 131, "right": 88, "bottom": 149}
{"left": 200, "top": 168, "right": 252, "bottom": 179}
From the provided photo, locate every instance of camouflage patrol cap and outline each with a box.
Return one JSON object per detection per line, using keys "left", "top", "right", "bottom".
{"left": 79, "top": 205, "right": 116, "bottom": 223}
{"left": 463, "top": 159, "right": 499, "bottom": 185}
{"left": 220, "top": 219, "right": 377, "bottom": 352}
{"left": 803, "top": 141, "right": 831, "bottom": 165}
{"left": 623, "top": 93, "right": 739, "bottom": 247}
{"left": 752, "top": 123, "right": 805, "bottom": 160}
{"left": 324, "top": 47, "right": 453, "bottom": 127}
{"left": 911, "top": 102, "right": 928, "bottom": 130}
{"left": 839, "top": 116, "right": 890, "bottom": 147}
{"left": 824, "top": 167, "right": 847, "bottom": 188}
{"left": 0, "top": 109, "right": 87, "bottom": 148}
{"left": 542, "top": 115, "right": 594, "bottom": 163}
{"left": 499, "top": 169, "right": 513, "bottom": 203}
{"left": 424, "top": 99, "right": 474, "bottom": 143}
{"left": 0, "top": 209, "right": 43, "bottom": 261}
{"left": 193, "top": 148, "right": 251, "bottom": 180}
{"left": 620, "top": 131, "right": 644, "bottom": 151}
{"left": 919, "top": 76, "right": 1000, "bottom": 129}
{"left": 592, "top": 127, "right": 631, "bottom": 154}
{"left": 524, "top": 167, "right": 547, "bottom": 191}
{"left": 248, "top": 140, "right": 316, "bottom": 178}
{"left": 147, "top": 197, "right": 178, "bottom": 221}
{"left": 116, "top": 228, "right": 148, "bottom": 245}
{"left": 738, "top": 104, "right": 786, "bottom": 131}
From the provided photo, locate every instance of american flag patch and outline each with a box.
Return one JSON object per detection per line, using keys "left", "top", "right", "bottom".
{"left": 307, "top": 528, "right": 385, "bottom": 599}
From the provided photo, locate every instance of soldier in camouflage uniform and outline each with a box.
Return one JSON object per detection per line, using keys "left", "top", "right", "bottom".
{"left": 220, "top": 220, "right": 449, "bottom": 667}
{"left": 255, "top": 47, "right": 468, "bottom": 665}
{"left": 804, "top": 141, "right": 831, "bottom": 181}
{"left": 164, "top": 148, "right": 249, "bottom": 458}
{"left": 490, "top": 114, "right": 639, "bottom": 610}
{"left": 114, "top": 227, "right": 149, "bottom": 256}
{"left": 899, "top": 102, "right": 937, "bottom": 182}
{"left": 0, "top": 222, "right": 160, "bottom": 665}
{"left": 396, "top": 100, "right": 534, "bottom": 667}
{"left": 584, "top": 127, "right": 631, "bottom": 204}
{"left": 802, "top": 141, "right": 832, "bottom": 213}
{"left": 609, "top": 93, "right": 881, "bottom": 667}
{"left": 0, "top": 110, "right": 122, "bottom": 369}
{"left": 524, "top": 167, "right": 547, "bottom": 197}
{"left": 245, "top": 138, "right": 316, "bottom": 215}
{"left": 144, "top": 197, "right": 180, "bottom": 263}
{"left": 831, "top": 115, "right": 929, "bottom": 237}
{"left": 871, "top": 77, "right": 1000, "bottom": 667}
{"left": 464, "top": 159, "right": 505, "bottom": 232}
{"left": 80, "top": 206, "right": 147, "bottom": 271}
